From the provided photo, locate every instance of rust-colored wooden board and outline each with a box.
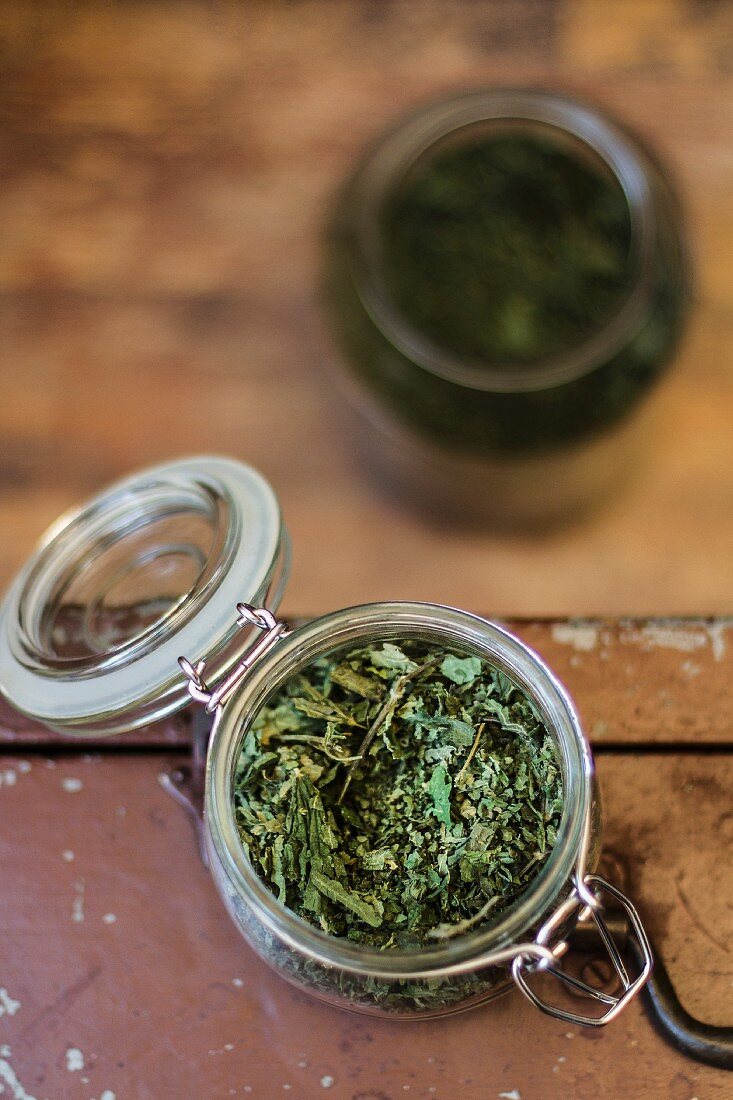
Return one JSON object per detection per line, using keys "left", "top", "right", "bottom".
{"left": 0, "top": 751, "right": 730, "bottom": 1100}
{"left": 516, "top": 617, "right": 733, "bottom": 746}
{"left": 0, "top": 0, "right": 732, "bottom": 617}
{"left": 2, "top": 618, "right": 730, "bottom": 748}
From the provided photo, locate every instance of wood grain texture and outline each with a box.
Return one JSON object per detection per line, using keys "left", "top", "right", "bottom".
{"left": 0, "top": 0, "right": 732, "bottom": 617}
{"left": 0, "top": 749, "right": 730, "bottom": 1099}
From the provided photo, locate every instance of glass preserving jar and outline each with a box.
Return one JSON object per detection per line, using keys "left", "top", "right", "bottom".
{"left": 0, "top": 456, "right": 650, "bottom": 1022}
{"left": 322, "top": 89, "right": 690, "bottom": 526}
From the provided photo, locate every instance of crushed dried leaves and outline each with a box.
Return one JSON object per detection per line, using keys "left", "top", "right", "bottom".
{"left": 233, "top": 641, "right": 563, "bottom": 948}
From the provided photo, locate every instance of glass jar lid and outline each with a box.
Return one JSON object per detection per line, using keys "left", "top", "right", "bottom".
{"left": 0, "top": 456, "right": 288, "bottom": 735}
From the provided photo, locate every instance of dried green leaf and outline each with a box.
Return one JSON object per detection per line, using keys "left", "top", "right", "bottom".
{"left": 368, "top": 643, "right": 419, "bottom": 675}
{"left": 427, "top": 764, "right": 453, "bottom": 828}
{"left": 330, "top": 665, "right": 385, "bottom": 700}
{"left": 310, "top": 870, "right": 384, "bottom": 928}
{"left": 440, "top": 654, "right": 482, "bottom": 686}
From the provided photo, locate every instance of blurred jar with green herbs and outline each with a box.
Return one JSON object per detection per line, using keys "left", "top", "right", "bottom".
{"left": 322, "top": 89, "right": 690, "bottom": 526}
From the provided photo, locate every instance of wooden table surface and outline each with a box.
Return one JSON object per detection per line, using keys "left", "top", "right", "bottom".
{"left": 1, "top": 3, "right": 733, "bottom": 1099}
{"left": 1, "top": 0, "right": 732, "bottom": 617}
{"left": 1, "top": 619, "right": 732, "bottom": 1099}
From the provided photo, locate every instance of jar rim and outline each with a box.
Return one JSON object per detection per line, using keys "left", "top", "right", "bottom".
{"left": 206, "top": 602, "right": 594, "bottom": 980}
{"left": 341, "top": 87, "right": 658, "bottom": 394}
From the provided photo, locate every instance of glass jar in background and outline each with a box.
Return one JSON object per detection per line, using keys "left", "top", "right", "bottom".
{"left": 322, "top": 89, "right": 691, "bottom": 527}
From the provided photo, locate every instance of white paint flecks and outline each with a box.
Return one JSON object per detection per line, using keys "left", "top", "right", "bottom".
{"left": 552, "top": 618, "right": 730, "bottom": 663}
{"left": 15, "top": 762, "right": 31, "bottom": 775}
{"left": 0, "top": 988, "right": 21, "bottom": 1018}
{"left": 637, "top": 625, "right": 708, "bottom": 654}
{"left": 62, "top": 778, "right": 83, "bottom": 793}
{"left": 708, "top": 622, "right": 727, "bottom": 662}
{"left": 620, "top": 620, "right": 729, "bottom": 661}
{"left": 62, "top": 850, "right": 75, "bottom": 862}
{"left": 232, "top": 978, "right": 244, "bottom": 988}
{"left": 551, "top": 623, "right": 598, "bottom": 652}
{"left": 320, "top": 1077, "right": 334, "bottom": 1090}
{"left": 71, "top": 880, "right": 85, "bottom": 923}
{"left": 65, "top": 1048, "right": 84, "bottom": 1072}
{"left": 102, "top": 913, "right": 117, "bottom": 925}
{"left": 100, "top": 1091, "right": 116, "bottom": 1100}
{"left": 0, "top": 1053, "right": 38, "bottom": 1100}
{"left": 499, "top": 1092, "right": 522, "bottom": 1100}
{"left": 0, "top": 768, "right": 17, "bottom": 788}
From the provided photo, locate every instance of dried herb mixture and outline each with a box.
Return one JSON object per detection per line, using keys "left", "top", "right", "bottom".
{"left": 325, "top": 120, "right": 687, "bottom": 459}
{"left": 233, "top": 641, "right": 563, "bottom": 948}
{"left": 380, "top": 133, "right": 633, "bottom": 366}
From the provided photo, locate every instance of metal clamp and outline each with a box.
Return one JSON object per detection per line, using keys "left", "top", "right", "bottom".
{"left": 511, "top": 873, "right": 653, "bottom": 1026}
{"left": 178, "top": 602, "right": 289, "bottom": 714}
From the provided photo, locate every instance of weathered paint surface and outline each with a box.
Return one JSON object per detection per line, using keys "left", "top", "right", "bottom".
{"left": 0, "top": 747, "right": 731, "bottom": 1097}
{"left": 2, "top": 618, "right": 731, "bottom": 1098}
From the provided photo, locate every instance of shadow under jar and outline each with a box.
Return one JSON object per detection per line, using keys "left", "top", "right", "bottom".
{"left": 322, "top": 89, "right": 690, "bottom": 527}
{"left": 0, "top": 457, "right": 651, "bottom": 1022}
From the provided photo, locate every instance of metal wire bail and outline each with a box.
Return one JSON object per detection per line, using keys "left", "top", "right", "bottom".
{"left": 511, "top": 873, "right": 653, "bottom": 1026}
{"left": 178, "top": 602, "right": 289, "bottom": 714}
